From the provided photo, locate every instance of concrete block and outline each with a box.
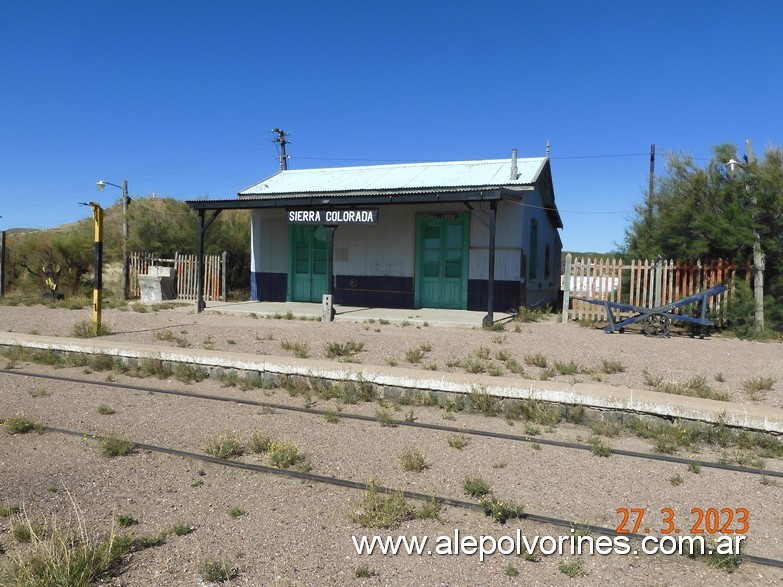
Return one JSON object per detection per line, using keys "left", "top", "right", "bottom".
{"left": 139, "top": 266, "right": 177, "bottom": 302}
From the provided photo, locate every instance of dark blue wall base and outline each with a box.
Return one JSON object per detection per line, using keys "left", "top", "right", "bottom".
{"left": 334, "top": 275, "right": 414, "bottom": 308}
{"left": 251, "top": 272, "right": 521, "bottom": 312}
{"left": 468, "top": 280, "right": 521, "bottom": 313}
{"left": 251, "top": 272, "right": 287, "bottom": 302}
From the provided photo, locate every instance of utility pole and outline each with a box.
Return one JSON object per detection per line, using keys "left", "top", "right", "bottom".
{"left": 89, "top": 202, "right": 104, "bottom": 335}
{"left": 96, "top": 179, "right": 129, "bottom": 300}
{"left": 726, "top": 139, "right": 764, "bottom": 332}
{"left": 272, "top": 128, "right": 289, "bottom": 170}
{"left": 746, "top": 138, "right": 764, "bottom": 332}
{"left": 0, "top": 229, "right": 6, "bottom": 299}
{"left": 647, "top": 144, "right": 655, "bottom": 246}
{"left": 121, "top": 180, "right": 129, "bottom": 300}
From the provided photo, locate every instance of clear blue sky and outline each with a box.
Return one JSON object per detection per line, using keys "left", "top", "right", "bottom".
{"left": 2, "top": 1, "right": 781, "bottom": 252}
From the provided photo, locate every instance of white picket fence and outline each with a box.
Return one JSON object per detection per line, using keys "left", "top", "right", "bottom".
{"left": 561, "top": 254, "right": 749, "bottom": 325}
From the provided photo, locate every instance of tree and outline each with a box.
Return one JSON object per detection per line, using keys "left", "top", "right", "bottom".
{"left": 8, "top": 220, "right": 94, "bottom": 296}
{"left": 623, "top": 143, "right": 783, "bottom": 331}
{"left": 102, "top": 197, "right": 251, "bottom": 295}
{"left": 7, "top": 197, "right": 252, "bottom": 298}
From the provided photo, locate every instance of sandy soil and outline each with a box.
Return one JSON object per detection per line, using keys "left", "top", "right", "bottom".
{"left": 1, "top": 304, "right": 782, "bottom": 586}
{"left": 1, "top": 303, "right": 782, "bottom": 409}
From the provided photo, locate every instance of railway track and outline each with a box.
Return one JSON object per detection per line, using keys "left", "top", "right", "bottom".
{"left": 3, "top": 366, "right": 783, "bottom": 572}
{"left": 33, "top": 424, "right": 783, "bottom": 571}
{"left": 4, "top": 368, "right": 782, "bottom": 479}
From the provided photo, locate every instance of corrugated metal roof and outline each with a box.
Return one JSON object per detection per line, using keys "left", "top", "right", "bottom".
{"left": 239, "top": 157, "right": 547, "bottom": 196}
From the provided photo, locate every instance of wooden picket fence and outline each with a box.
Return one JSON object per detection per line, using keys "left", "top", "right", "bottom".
{"left": 128, "top": 251, "right": 227, "bottom": 302}
{"left": 561, "top": 254, "right": 751, "bottom": 326}
{"left": 128, "top": 252, "right": 153, "bottom": 299}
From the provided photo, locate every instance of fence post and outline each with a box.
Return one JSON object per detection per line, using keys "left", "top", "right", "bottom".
{"left": 221, "top": 251, "right": 228, "bottom": 301}
{"left": 561, "top": 252, "right": 571, "bottom": 323}
{"left": 654, "top": 257, "right": 663, "bottom": 308}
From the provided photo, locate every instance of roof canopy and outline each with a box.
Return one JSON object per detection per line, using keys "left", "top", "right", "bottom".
{"left": 240, "top": 157, "right": 547, "bottom": 196}
{"left": 187, "top": 156, "right": 561, "bottom": 228}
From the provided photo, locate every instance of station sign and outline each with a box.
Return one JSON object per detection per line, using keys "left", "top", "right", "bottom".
{"left": 286, "top": 208, "right": 379, "bottom": 225}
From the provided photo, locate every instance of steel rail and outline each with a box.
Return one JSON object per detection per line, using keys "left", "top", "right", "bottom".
{"left": 3, "top": 368, "right": 782, "bottom": 479}
{"left": 41, "top": 425, "right": 783, "bottom": 571}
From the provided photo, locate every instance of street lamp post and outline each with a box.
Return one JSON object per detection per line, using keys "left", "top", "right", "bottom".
{"left": 725, "top": 159, "right": 765, "bottom": 332}
{"left": 97, "top": 179, "right": 129, "bottom": 300}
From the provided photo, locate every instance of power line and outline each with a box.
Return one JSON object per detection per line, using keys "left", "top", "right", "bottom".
{"left": 505, "top": 199, "right": 632, "bottom": 215}
{"left": 551, "top": 152, "right": 648, "bottom": 160}
{"left": 293, "top": 151, "right": 652, "bottom": 164}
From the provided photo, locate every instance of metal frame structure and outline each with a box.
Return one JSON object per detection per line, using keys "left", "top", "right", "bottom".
{"left": 574, "top": 284, "right": 728, "bottom": 336}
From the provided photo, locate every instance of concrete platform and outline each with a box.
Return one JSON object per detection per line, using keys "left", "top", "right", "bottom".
{"left": 195, "top": 300, "right": 516, "bottom": 328}
{"left": 1, "top": 331, "right": 782, "bottom": 435}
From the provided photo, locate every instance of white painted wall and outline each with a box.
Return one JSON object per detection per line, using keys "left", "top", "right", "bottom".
{"left": 467, "top": 198, "right": 524, "bottom": 281}
{"left": 254, "top": 208, "right": 288, "bottom": 273}
{"left": 251, "top": 197, "right": 560, "bottom": 304}
{"left": 331, "top": 205, "right": 418, "bottom": 276}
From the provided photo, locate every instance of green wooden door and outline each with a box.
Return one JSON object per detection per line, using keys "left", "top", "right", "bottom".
{"left": 290, "top": 225, "right": 328, "bottom": 302}
{"left": 415, "top": 214, "right": 468, "bottom": 309}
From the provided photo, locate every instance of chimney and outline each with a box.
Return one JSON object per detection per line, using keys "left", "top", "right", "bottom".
{"left": 510, "top": 148, "right": 518, "bottom": 180}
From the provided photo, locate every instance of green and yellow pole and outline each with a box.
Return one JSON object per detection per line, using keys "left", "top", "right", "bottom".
{"left": 89, "top": 202, "right": 103, "bottom": 335}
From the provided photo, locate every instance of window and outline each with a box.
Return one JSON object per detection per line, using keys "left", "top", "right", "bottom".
{"left": 544, "top": 244, "right": 551, "bottom": 280}
{"left": 528, "top": 219, "right": 538, "bottom": 280}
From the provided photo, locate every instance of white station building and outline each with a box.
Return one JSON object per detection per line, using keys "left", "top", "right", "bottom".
{"left": 187, "top": 151, "right": 563, "bottom": 317}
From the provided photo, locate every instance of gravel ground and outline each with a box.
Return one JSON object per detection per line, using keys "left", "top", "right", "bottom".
{"left": 1, "top": 304, "right": 783, "bottom": 586}
{"left": 1, "top": 303, "right": 782, "bottom": 409}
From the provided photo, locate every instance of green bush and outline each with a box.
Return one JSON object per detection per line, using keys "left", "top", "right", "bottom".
{"left": 726, "top": 280, "right": 757, "bottom": 338}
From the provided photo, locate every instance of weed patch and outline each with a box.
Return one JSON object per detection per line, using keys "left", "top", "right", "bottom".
{"left": 480, "top": 496, "right": 525, "bottom": 524}
{"left": 3, "top": 416, "right": 44, "bottom": 434}
{"left": 400, "top": 448, "right": 426, "bottom": 472}
{"left": 588, "top": 435, "right": 612, "bottom": 457}
{"left": 0, "top": 505, "right": 21, "bottom": 517}
{"left": 173, "top": 363, "right": 207, "bottom": 384}
{"left": 71, "top": 320, "right": 113, "bottom": 338}
{"left": 199, "top": 559, "right": 238, "bottom": 583}
{"left": 116, "top": 514, "right": 137, "bottom": 528}
{"left": 325, "top": 340, "right": 364, "bottom": 361}
{"left": 249, "top": 430, "right": 272, "bottom": 454}
{"left": 27, "top": 386, "right": 50, "bottom": 398}
{"left": 165, "top": 522, "right": 194, "bottom": 536}
{"left": 524, "top": 353, "right": 548, "bottom": 368}
{"left": 742, "top": 376, "right": 775, "bottom": 400}
{"left": 351, "top": 482, "right": 411, "bottom": 529}
{"left": 1, "top": 506, "right": 165, "bottom": 586}
{"left": 516, "top": 306, "right": 548, "bottom": 322}
{"left": 375, "top": 408, "right": 397, "bottom": 428}
{"left": 267, "top": 440, "right": 306, "bottom": 469}
{"left": 153, "top": 329, "right": 190, "bottom": 347}
{"left": 553, "top": 360, "right": 581, "bottom": 376}
{"left": 99, "top": 438, "right": 135, "bottom": 458}
{"left": 228, "top": 506, "right": 246, "bottom": 518}
{"left": 204, "top": 432, "right": 244, "bottom": 459}
{"left": 447, "top": 434, "right": 468, "bottom": 450}
{"left": 281, "top": 340, "right": 309, "bottom": 358}
{"left": 469, "top": 387, "right": 500, "bottom": 417}
{"left": 643, "top": 371, "right": 730, "bottom": 401}
{"left": 463, "top": 476, "right": 491, "bottom": 499}
{"left": 355, "top": 564, "right": 378, "bottom": 578}
{"left": 601, "top": 358, "right": 625, "bottom": 374}
{"left": 558, "top": 559, "right": 587, "bottom": 577}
